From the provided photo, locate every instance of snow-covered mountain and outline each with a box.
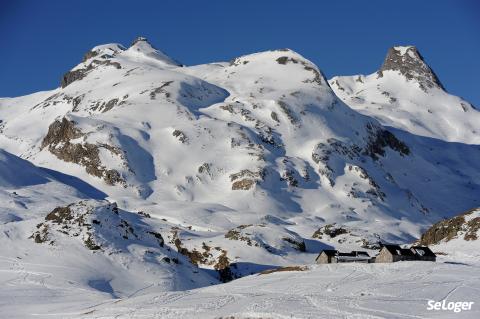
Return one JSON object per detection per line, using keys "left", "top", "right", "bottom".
{"left": 330, "top": 45, "right": 480, "bottom": 144}
{"left": 1, "top": 37, "right": 479, "bottom": 317}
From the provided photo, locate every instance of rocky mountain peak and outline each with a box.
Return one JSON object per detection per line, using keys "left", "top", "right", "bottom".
{"left": 130, "top": 36, "right": 150, "bottom": 47}
{"left": 126, "top": 36, "right": 182, "bottom": 66}
{"left": 377, "top": 46, "right": 445, "bottom": 91}
{"left": 82, "top": 43, "right": 125, "bottom": 62}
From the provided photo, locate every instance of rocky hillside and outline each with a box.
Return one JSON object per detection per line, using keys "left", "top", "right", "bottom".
{"left": 0, "top": 37, "right": 479, "bottom": 298}
{"left": 419, "top": 208, "right": 480, "bottom": 246}
{"left": 416, "top": 208, "right": 480, "bottom": 263}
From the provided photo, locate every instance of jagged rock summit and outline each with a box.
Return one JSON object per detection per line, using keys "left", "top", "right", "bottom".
{"left": 377, "top": 45, "right": 445, "bottom": 91}
{"left": 330, "top": 45, "right": 480, "bottom": 143}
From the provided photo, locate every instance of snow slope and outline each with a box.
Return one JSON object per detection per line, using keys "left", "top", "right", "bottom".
{"left": 330, "top": 46, "right": 480, "bottom": 144}
{"left": 1, "top": 38, "right": 479, "bottom": 318}
{"left": 0, "top": 200, "right": 220, "bottom": 318}
{"left": 0, "top": 148, "right": 105, "bottom": 223}
{"left": 6, "top": 260, "right": 478, "bottom": 319}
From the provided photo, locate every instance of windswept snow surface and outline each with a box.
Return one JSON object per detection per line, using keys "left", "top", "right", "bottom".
{"left": 2, "top": 258, "right": 479, "bottom": 318}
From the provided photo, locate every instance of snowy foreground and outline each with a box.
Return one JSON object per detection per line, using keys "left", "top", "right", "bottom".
{"left": 1, "top": 257, "right": 479, "bottom": 318}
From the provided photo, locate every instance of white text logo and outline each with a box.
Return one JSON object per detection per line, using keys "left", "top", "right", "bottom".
{"left": 427, "top": 300, "right": 474, "bottom": 313}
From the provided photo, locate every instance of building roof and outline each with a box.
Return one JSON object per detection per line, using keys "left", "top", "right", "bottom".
{"left": 317, "top": 250, "right": 371, "bottom": 260}
{"left": 411, "top": 246, "right": 436, "bottom": 257}
{"left": 352, "top": 251, "right": 370, "bottom": 257}
{"left": 337, "top": 251, "right": 370, "bottom": 257}
{"left": 381, "top": 244, "right": 436, "bottom": 257}
{"left": 382, "top": 244, "right": 415, "bottom": 256}
{"left": 335, "top": 251, "right": 371, "bottom": 261}
{"left": 320, "top": 250, "right": 338, "bottom": 257}
{"left": 381, "top": 244, "right": 402, "bottom": 255}
{"left": 400, "top": 248, "right": 416, "bottom": 256}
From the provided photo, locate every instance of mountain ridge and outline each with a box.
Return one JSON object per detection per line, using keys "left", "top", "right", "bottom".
{"left": 0, "top": 38, "right": 479, "bottom": 304}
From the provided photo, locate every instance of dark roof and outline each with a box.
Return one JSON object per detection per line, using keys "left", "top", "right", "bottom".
{"left": 382, "top": 244, "right": 436, "bottom": 257}
{"left": 320, "top": 250, "right": 338, "bottom": 257}
{"left": 400, "top": 248, "right": 416, "bottom": 256}
{"left": 381, "top": 244, "right": 415, "bottom": 256}
{"left": 337, "top": 251, "right": 370, "bottom": 257}
{"left": 411, "top": 246, "right": 436, "bottom": 257}
{"left": 352, "top": 251, "right": 370, "bottom": 257}
{"left": 382, "top": 244, "right": 402, "bottom": 255}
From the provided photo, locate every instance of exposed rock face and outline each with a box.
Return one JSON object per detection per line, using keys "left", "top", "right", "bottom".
{"left": 214, "top": 250, "right": 234, "bottom": 282}
{"left": 364, "top": 123, "right": 410, "bottom": 160}
{"left": 312, "top": 224, "right": 349, "bottom": 239}
{"left": 41, "top": 117, "right": 82, "bottom": 146}
{"left": 377, "top": 46, "right": 445, "bottom": 91}
{"left": 172, "top": 129, "right": 188, "bottom": 144}
{"left": 282, "top": 237, "right": 306, "bottom": 252}
{"left": 278, "top": 100, "right": 298, "bottom": 125}
{"left": 170, "top": 229, "right": 234, "bottom": 282}
{"left": 311, "top": 123, "right": 408, "bottom": 189}
{"left": 61, "top": 69, "right": 87, "bottom": 88}
{"left": 230, "top": 169, "right": 264, "bottom": 190}
{"left": 347, "top": 165, "right": 386, "bottom": 201}
{"left": 41, "top": 118, "right": 125, "bottom": 186}
{"left": 61, "top": 59, "right": 121, "bottom": 88}
{"left": 419, "top": 208, "right": 480, "bottom": 245}
{"left": 82, "top": 50, "right": 99, "bottom": 62}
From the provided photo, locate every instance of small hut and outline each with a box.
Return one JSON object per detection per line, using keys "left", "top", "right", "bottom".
{"left": 316, "top": 250, "right": 371, "bottom": 264}
{"left": 315, "top": 250, "right": 338, "bottom": 264}
{"left": 376, "top": 244, "right": 436, "bottom": 263}
{"left": 375, "top": 244, "right": 415, "bottom": 263}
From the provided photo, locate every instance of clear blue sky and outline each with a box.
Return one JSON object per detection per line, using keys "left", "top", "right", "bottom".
{"left": 1, "top": 0, "right": 479, "bottom": 105}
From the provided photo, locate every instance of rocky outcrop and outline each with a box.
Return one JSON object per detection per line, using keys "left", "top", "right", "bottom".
{"left": 225, "top": 225, "right": 259, "bottom": 247}
{"left": 225, "top": 224, "right": 306, "bottom": 252}
{"left": 214, "top": 250, "right": 234, "bottom": 282}
{"left": 377, "top": 46, "right": 445, "bottom": 92}
{"left": 31, "top": 201, "right": 165, "bottom": 250}
{"left": 150, "top": 81, "right": 173, "bottom": 100}
{"left": 311, "top": 124, "right": 408, "bottom": 194}
{"left": 282, "top": 237, "right": 306, "bottom": 252}
{"left": 275, "top": 55, "right": 323, "bottom": 85}
{"left": 364, "top": 123, "right": 410, "bottom": 160}
{"left": 278, "top": 100, "right": 298, "bottom": 125}
{"left": 41, "top": 118, "right": 125, "bottom": 186}
{"left": 82, "top": 50, "right": 99, "bottom": 62}
{"left": 61, "top": 59, "right": 121, "bottom": 88}
{"left": 419, "top": 208, "right": 480, "bottom": 245}
{"left": 311, "top": 138, "right": 362, "bottom": 186}
{"left": 312, "top": 224, "right": 349, "bottom": 239}
{"left": 171, "top": 229, "right": 235, "bottom": 282}
{"left": 172, "top": 129, "right": 188, "bottom": 144}
{"left": 130, "top": 36, "right": 149, "bottom": 47}
{"left": 230, "top": 169, "right": 264, "bottom": 190}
